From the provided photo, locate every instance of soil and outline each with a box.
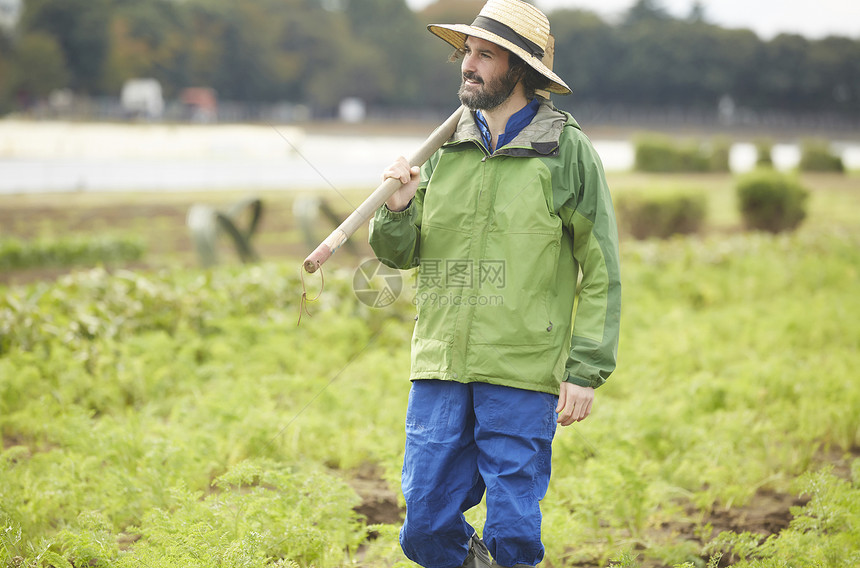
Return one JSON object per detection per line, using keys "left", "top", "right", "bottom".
{"left": 346, "top": 472, "right": 809, "bottom": 568}
{"left": 347, "top": 463, "right": 404, "bottom": 528}
{"left": 670, "top": 490, "right": 810, "bottom": 568}
{"left": 346, "top": 446, "right": 860, "bottom": 568}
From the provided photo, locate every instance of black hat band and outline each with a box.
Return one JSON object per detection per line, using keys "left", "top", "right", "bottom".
{"left": 470, "top": 15, "right": 545, "bottom": 59}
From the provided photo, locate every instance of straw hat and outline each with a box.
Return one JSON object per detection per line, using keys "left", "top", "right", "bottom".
{"left": 427, "top": 0, "right": 571, "bottom": 95}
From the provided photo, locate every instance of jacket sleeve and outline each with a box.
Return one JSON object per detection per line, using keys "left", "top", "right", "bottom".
{"left": 559, "top": 136, "right": 622, "bottom": 389}
{"left": 367, "top": 157, "right": 433, "bottom": 270}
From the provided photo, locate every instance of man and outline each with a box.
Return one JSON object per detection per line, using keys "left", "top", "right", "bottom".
{"left": 368, "top": 1, "right": 621, "bottom": 567}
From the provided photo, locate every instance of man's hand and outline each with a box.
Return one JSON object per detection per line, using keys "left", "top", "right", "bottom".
{"left": 556, "top": 382, "right": 594, "bottom": 426}
{"left": 383, "top": 156, "right": 420, "bottom": 212}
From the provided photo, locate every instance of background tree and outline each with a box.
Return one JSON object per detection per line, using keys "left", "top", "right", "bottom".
{"left": 415, "top": 0, "right": 509, "bottom": 110}
{"left": 342, "top": 0, "right": 431, "bottom": 107}
{"left": 687, "top": 1, "right": 707, "bottom": 23}
{"left": 757, "top": 34, "right": 812, "bottom": 111}
{"left": 212, "top": 0, "right": 287, "bottom": 101}
{"left": 1, "top": 0, "right": 859, "bottom": 119}
{"left": 803, "top": 36, "right": 860, "bottom": 114}
{"left": 624, "top": 0, "right": 670, "bottom": 25}
{"left": 418, "top": 0, "right": 485, "bottom": 26}
{"left": 0, "top": 29, "right": 13, "bottom": 112}
{"left": 104, "top": 0, "right": 189, "bottom": 96}
{"left": 550, "top": 10, "right": 619, "bottom": 110}
{"left": 19, "top": 0, "right": 111, "bottom": 93}
{"left": 12, "top": 32, "right": 68, "bottom": 100}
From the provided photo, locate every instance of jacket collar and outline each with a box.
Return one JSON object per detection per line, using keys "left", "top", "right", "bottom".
{"left": 446, "top": 99, "right": 578, "bottom": 157}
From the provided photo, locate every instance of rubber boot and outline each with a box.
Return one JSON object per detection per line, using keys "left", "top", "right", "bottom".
{"left": 460, "top": 534, "right": 492, "bottom": 568}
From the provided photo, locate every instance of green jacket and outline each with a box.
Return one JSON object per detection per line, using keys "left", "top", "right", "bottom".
{"left": 368, "top": 100, "right": 621, "bottom": 394}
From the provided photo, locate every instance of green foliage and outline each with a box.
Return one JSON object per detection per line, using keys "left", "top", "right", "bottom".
{"left": 0, "top": 260, "right": 415, "bottom": 567}
{"left": 608, "top": 550, "right": 641, "bottom": 567}
{"left": 11, "top": 33, "right": 68, "bottom": 97}
{"left": 624, "top": 0, "right": 671, "bottom": 25}
{"left": 798, "top": 138, "right": 845, "bottom": 173}
{"left": 633, "top": 134, "right": 730, "bottom": 173}
{"left": 2, "top": 208, "right": 859, "bottom": 567}
{"left": 616, "top": 190, "right": 707, "bottom": 239}
{"left": 0, "top": 234, "right": 145, "bottom": 271}
{"left": 0, "top": 50, "right": 12, "bottom": 114}
{"left": 736, "top": 169, "right": 809, "bottom": 233}
{"left": 109, "top": 460, "right": 363, "bottom": 568}
{"left": 543, "top": 228, "right": 860, "bottom": 565}
{"left": 635, "top": 134, "right": 707, "bottom": 172}
{"left": 20, "top": 0, "right": 112, "bottom": 93}
{"left": 705, "top": 465, "right": 860, "bottom": 567}
{"left": 342, "top": 0, "right": 432, "bottom": 105}
{"left": 2, "top": 0, "right": 860, "bottom": 115}
{"left": 550, "top": 9, "right": 618, "bottom": 99}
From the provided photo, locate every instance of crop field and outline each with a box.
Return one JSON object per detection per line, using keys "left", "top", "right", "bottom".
{"left": 1, "top": 170, "right": 859, "bottom": 567}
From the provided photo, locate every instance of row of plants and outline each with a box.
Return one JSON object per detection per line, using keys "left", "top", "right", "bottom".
{"left": 634, "top": 135, "right": 846, "bottom": 174}
{"left": 616, "top": 169, "right": 810, "bottom": 239}
{"left": 2, "top": 223, "right": 859, "bottom": 567}
{"left": 0, "top": 234, "right": 145, "bottom": 271}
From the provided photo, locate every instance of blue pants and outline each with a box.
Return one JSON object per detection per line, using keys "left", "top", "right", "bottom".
{"left": 400, "top": 380, "right": 558, "bottom": 568}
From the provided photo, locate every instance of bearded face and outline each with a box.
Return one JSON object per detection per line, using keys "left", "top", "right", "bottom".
{"left": 458, "top": 65, "right": 521, "bottom": 111}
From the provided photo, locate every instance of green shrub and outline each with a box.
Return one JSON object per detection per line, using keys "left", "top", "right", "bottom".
{"left": 798, "top": 138, "right": 844, "bottom": 172}
{"left": 736, "top": 169, "right": 809, "bottom": 233}
{"left": 634, "top": 133, "right": 731, "bottom": 173}
{"left": 634, "top": 134, "right": 708, "bottom": 173}
{"left": 0, "top": 234, "right": 145, "bottom": 271}
{"left": 616, "top": 190, "right": 707, "bottom": 239}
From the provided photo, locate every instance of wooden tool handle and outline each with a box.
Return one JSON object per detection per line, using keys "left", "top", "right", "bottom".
{"left": 303, "top": 105, "right": 465, "bottom": 273}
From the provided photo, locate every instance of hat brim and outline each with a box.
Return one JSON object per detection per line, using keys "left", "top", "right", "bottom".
{"left": 428, "top": 23, "right": 571, "bottom": 95}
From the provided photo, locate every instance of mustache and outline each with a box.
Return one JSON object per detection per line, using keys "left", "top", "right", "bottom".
{"left": 462, "top": 71, "right": 484, "bottom": 84}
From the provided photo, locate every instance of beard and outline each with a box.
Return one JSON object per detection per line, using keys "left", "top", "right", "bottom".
{"left": 458, "top": 67, "right": 520, "bottom": 111}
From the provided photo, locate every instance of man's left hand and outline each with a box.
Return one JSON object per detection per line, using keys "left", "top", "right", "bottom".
{"left": 556, "top": 382, "right": 594, "bottom": 426}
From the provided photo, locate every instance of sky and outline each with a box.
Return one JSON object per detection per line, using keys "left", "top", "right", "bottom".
{"left": 406, "top": 0, "right": 860, "bottom": 40}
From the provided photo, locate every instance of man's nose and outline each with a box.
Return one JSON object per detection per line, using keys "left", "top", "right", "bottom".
{"left": 462, "top": 52, "right": 478, "bottom": 73}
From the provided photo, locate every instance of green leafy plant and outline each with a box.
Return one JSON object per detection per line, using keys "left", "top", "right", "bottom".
{"left": 633, "top": 134, "right": 731, "bottom": 173}
{"left": 2, "top": 223, "right": 859, "bottom": 568}
{"left": 736, "top": 169, "right": 809, "bottom": 233}
{"left": 634, "top": 134, "right": 709, "bottom": 173}
{"left": 616, "top": 190, "right": 707, "bottom": 239}
{"left": 798, "top": 138, "right": 845, "bottom": 173}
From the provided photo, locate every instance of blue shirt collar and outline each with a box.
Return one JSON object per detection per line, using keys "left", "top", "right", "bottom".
{"left": 475, "top": 98, "right": 541, "bottom": 153}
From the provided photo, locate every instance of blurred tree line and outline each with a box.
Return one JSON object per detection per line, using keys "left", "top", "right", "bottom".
{"left": 0, "top": 0, "right": 858, "bottom": 118}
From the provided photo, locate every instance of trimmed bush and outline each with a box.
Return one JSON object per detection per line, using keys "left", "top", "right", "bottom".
{"left": 634, "top": 134, "right": 708, "bottom": 173}
{"left": 798, "top": 138, "right": 844, "bottom": 172}
{"left": 736, "top": 169, "right": 809, "bottom": 233}
{"left": 634, "top": 133, "right": 733, "bottom": 173}
{"left": 616, "top": 190, "right": 707, "bottom": 239}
